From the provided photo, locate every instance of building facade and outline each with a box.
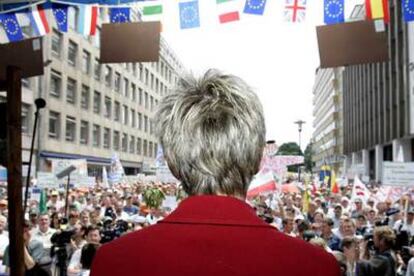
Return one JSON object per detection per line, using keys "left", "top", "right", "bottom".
{"left": 342, "top": 1, "right": 414, "bottom": 181}
{"left": 312, "top": 68, "right": 344, "bottom": 175}
{"left": 0, "top": 7, "right": 185, "bottom": 177}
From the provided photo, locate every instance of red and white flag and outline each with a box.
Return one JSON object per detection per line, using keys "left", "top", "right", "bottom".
{"left": 247, "top": 172, "right": 277, "bottom": 198}
{"left": 283, "top": 0, "right": 307, "bottom": 23}
{"left": 351, "top": 176, "right": 371, "bottom": 203}
{"left": 216, "top": 0, "right": 241, "bottom": 24}
{"left": 28, "top": 4, "right": 50, "bottom": 36}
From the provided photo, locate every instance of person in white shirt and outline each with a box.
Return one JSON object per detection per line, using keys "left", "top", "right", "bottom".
{"left": 31, "top": 214, "right": 56, "bottom": 254}
{"left": 394, "top": 208, "right": 414, "bottom": 236}
{"left": 0, "top": 215, "right": 9, "bottom": 274}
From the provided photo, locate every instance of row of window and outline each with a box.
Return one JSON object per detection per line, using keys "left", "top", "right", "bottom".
{"left": 48, "top": 111, "right": 157, "bottom": 157}
{"left": 51, "top": 30, "right": 173, "bottom": 95}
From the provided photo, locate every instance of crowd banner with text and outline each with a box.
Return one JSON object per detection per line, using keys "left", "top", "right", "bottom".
{"left": 382, "top": 161, "right": 414, "bottom": 186}
{"left": 36, "top": 172, "right": 59, "bottom": 189}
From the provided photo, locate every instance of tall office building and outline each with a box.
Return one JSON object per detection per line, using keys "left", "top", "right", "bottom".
{"left": 312, "top": 68, "right": 344, "bottom": 175}
{"left": 342, "top": 2, "right": 414, "bottom": 181}
{"left": 0, "top": 6, "right": 186, "bottom": 176}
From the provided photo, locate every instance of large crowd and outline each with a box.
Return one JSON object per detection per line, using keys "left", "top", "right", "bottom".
{"left": 0, "top": 179, "right": 412, "bottom": 276}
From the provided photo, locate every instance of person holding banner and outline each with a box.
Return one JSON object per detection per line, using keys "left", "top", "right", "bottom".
{"left": 91, "top": 70, "right": 339, "bottom": 275}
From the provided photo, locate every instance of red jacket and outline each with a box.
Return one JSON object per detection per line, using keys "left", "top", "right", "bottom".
{"left": 91, "top": 195, "right": 340, "bottom": 276}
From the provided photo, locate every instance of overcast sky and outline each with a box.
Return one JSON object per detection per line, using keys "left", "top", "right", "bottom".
{"left": 158, "top": 0, "right": 363, "bottom": 150}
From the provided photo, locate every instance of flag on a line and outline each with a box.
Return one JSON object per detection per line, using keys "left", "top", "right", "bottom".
{"left": 0, "top": 12, "right": 24, "bottom": 42}
{"left": 243, "top": 0, "right": 267, "bottom": 15}
{"left": 365, "top": 0, "right": 389, "bottom": 23}
{"left": 110, "top": 7, "right": 130, "bottom": 23}
{"left": 179, "top": 1, "right": 200, "bottom": 29}
{"left": 52, "top": 3, "right": 69, "bottom": 32}
{"left": 284, "top": 0, "right": 307, "bottom": 23}
{"left": 217, "top": 0, "right": 240, "bottom": 24}
{"left": 402, "top": 0, "right": 414, "bottom": 22}
{"left": 247, "top": 172, "right": 277, "bottom": 198}
{"left": 324, "top": 0, "right": 344, "bottom": 25}
{"left": 78, "top": 5, "right": 98, "bottom": 36}
{"left": 28, "top": 4, "right": 50, "bottom": 37}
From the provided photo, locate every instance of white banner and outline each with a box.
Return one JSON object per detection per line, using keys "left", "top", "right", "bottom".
{"left": 37, "top": 172, "right": 59, "bottom": 189}
{"left": 51, "top": 159, "right": 88, "bottom": 182}
{"left": 382, "top": 162, "right": 414, "bottom": 186}
{"left": 409, "top": 22, "right": 414, "bottom": 134}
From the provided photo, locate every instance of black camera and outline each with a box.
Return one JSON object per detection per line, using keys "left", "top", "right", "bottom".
{"left": 51, "top": 229, "right": 75, "bottom": 247}
{"left": 363, "top": 232, "right": 375, "bottom": 251}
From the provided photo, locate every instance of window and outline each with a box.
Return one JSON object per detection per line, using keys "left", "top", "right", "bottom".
{"left": 51, "top": 30, "right": 62, "bottom": 57}
{"left": 114, "top": 72, "right": 121, "bottom": 92}
{"left": 139, "top": 88, "right": 143, "bottom": 105}
{"left": 123, "top": 105, "right": 128, "bottom": 125}
{"left": 143, "top": 140, "right": 148, "bottom": 156}
{"left": 132, "top": 64, "right": 137, "bottom": 77}
{"left": 50, "top": 70, "right": 62, "bottom": 98}
{"left": 154, "top": 143, "right": 157, "bottom": 158}
{"left": 93, "top": 124, "right": 100, "bottom": 147}
{"left": 123, "top": 78, "right": 129, "bottom": 97}
{"left": 144, "top": 115, "right": 148, "bottom": 132}
{"left": 145, "top": 92, "right": 148, "bottom": 109}
{"left": 139, "top": 64, "right": 143, "bottom": 81}
{"left": 149, "top": 120, "right": 153, "bottom": 135}
{"left": 122, "top": 133, "right": 128, "bottom": 152}
{"left": 93, "top": 91, "right": 101, "bottom": 114}
{"left": 65, "top": 116, "right": 76, "bottom": 142}
{"left": 131, "top": 110, "right": 136, "bottom": 127}
{"left": 68, "top": 6, "right": 78, "bottom": 30}
{"left": 113, "top": 131, "right": 120, "bottom": 150}
{"left": 129, "top": 136, "right": 135, "bottom": 154}
{"left": 81, "top": 85, "right": 90, "bottom": 110}
{"left": 150, "top": 96, "right": 154, "bottom": 111}
{"left": 131, "top": 84, "right": 136, "bottom": 101}
{"left": 145, "top": 69, "right": 149, "bottom": 85}
{"left": 151, "top": 74, "right": 154, "bottom": 89}
{"left": 104, "top": 97, "right": 111, "bottom": 118}
{"left": 114, "top": 101, "right": 120, "bottom": 122}
{"left": 49, "top": 111, "right": 60, "bottom": 139}
{"left": 82, "top": 50, "right": 91, "bottom": 74}
{"left": 68, "top": 40, "right": 78, "bottom": 66}
{"left": 103, "top": 128, "right": 110, "bottom": 149}
{"left": 137, "top": 138, "right": 142, "bottom": 155}
{"left": 149, "top": 142, "right": 153, "bottom": 158}
{"left": 66, "top": 78, "right": 77, "bottom": 104}
{"left": 105, "top": 66, "right": 112, "bottom": 87}
{"left": 94, "top": 58, "right": 101, "bottom": 80}
{"left": 22, "top": 104, "right": 30, "bottom": 133}
{"left": 155, "top": 79, "right": 159, "bottom": 93}
{"left": 80, "top": 120, "right": 89, "bottom": 145}
{"left": 138, "top": 113, "right": 142, "bottom": 130}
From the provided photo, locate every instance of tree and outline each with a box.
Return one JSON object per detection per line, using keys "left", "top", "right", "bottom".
{"left": 276, "top": 142, "right": 303, "bottom": 156}
{"left": 304, "top": 143, "right": 314, "bottom": 173}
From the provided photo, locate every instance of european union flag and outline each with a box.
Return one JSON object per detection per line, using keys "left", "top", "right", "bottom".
{"left": 324, "top": 0, "right": 344, "bottom": 25}
{"left": 402, "top": 0, "right": 414, "bottom": 22}
{"left": 52, "top": 3, "right": 69, "bottom": 32}
{"left": 243, "top": 0, "right": 267, "bottom": 15}
{"left": 0, "top": 13, "right": 24, "bottom": 42}
{"left": 110, "top": 7, "right": 130, "bottom": 23}
{"left": 179, "top": 1, "right": 200, "bottom": 29}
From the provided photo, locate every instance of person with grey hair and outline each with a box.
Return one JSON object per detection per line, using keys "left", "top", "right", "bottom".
{"left": 91, "top": 70, "right": 339, "bottom": 276}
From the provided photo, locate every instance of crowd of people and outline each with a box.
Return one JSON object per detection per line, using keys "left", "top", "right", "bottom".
{"left": 0, "top": 179, "right": 412, "bottom": 275}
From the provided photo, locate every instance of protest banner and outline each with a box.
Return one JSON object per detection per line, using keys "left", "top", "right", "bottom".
{"left": 36, "top": 172, "right": 59, "bottom": 189}
{"left": 382, "top": 161, "right": 414, "bottom": 186}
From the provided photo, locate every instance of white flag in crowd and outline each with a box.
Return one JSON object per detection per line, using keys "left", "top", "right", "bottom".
{"left": 351, "top": 176, "right": 371, "bottom": 203}
{"left": 247, "top": 171, "right": 278, "bottom": 198}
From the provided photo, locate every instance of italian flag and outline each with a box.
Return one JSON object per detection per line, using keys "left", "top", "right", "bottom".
{"left": 247, "top": 172, "right": 277, "bottom": 198}
{"left": 217, "top": 0, "right": 240, "bottom": 24}
{"left": 141, "top": 2, "right": 163, "bottom": 22}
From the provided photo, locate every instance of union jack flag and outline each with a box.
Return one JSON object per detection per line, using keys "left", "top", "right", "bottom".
{"left": 284, "top": 0, "right": 307, "bottom": 23}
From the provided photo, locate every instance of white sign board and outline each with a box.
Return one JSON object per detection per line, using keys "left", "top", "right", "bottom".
{"left": 37, "top": 172, "right": 59, "bottom": 189}
{"left": 382, "top": 162, "right": 414, "bottom": 186}
{"left": 51, "top": 159, "right": 88, "bottom": 179}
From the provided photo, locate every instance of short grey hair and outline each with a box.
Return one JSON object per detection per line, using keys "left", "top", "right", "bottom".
{"left": 155, "top": 69, "right": 266, "bottom": 197}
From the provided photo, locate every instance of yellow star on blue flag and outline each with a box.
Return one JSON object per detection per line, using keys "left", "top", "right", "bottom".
{"left": 243, "top": 0, "right": 267, "bottom": 15}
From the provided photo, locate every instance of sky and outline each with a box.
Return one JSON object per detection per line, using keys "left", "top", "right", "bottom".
{"left": 155, "top": 0, "right": 364, "bottom": 151}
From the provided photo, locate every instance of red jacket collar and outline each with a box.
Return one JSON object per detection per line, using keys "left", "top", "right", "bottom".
{"left": 160, "top": 195, "right": 273, "bottom": 228}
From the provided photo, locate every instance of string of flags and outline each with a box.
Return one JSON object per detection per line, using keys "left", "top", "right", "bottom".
{"left": 0, "top": 0, "right": 413, "bottom": 43}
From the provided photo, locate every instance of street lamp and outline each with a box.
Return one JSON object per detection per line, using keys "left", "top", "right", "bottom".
{"left": 294, "top": 120, "right": 306, "bottom": 181}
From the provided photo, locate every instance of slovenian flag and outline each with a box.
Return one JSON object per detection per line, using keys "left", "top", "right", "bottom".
{"left": 217, "top": 0, "right": 241, "bottom": 24}
{"left": 28, "top": 4, "right": 50, "bottom": 36}
{"left": 78, "top": 5, "right": 98, "bottom": 36}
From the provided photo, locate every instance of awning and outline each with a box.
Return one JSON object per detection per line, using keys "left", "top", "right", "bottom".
{"left": 40, "top": 151, "right": 111, "bottom": 165}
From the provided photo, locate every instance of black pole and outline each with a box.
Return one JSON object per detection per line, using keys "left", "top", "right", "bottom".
{"left": 65, "top": 174, "right": 71, "bottom": 218}
{"left": 23, "top": 98, "right": 46, "bottom": 214}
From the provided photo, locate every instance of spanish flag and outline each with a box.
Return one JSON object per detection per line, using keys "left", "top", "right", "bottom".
{"left": 330, "top": 170, "right": 339, "bottom": 194}
{"left": 365, "top": 0, "right": 389, "bottom": 23}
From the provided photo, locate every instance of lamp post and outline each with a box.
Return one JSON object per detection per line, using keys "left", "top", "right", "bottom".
{"left": 294, "top": 120, "right": 306, "bottom": 181}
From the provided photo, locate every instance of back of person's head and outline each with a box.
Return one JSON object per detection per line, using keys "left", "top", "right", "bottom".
{"left": 156, "top": 69, "right": 266, "bottom": 198}
{"left": 374, "top": 225, "right": 396, "bottom": 249}
{"left": 341, "top": 236, "right": 357, "bottom": 251}
{"left": 80, "top": 243, "right": 100, "bottom": 269}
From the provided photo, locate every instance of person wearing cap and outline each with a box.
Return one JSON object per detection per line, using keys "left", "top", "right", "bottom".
{"left": 91, "top": 70, "right": 340, "bottom": 275}
{"left": 393, "top": 207, "right": 414, "bottom": 236}
{"left": 351, "top": 198, "right": 364, "bottom": 219}
{"left": 340, "top": 197, "right": 351, "bottom": 214}
{"left": 47, "top": 190, "right": 64, "bottom": 211}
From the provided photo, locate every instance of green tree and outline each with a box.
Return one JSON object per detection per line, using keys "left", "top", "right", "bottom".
{"left": 304, "top": 143, "right": 314, "bottom": 172}
{"left": 276, "top": 142, "right": 303, "bottom": 156}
